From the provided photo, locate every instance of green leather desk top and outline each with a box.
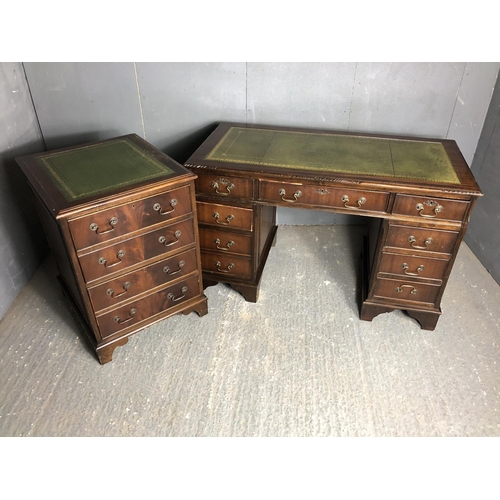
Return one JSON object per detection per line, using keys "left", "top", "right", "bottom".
{"left": 35, "top": 138, "right": 174, "bottom": 202}
{"left": 205, "top": 126, "right": 460, "bottom": 184}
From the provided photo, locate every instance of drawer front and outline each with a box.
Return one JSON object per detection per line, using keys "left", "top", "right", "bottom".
{"left": 385, "top": 224, "right": 459, "bottom": 256}
{"left": 96, "top": 274, "right": 200, "bottom": 339}
{"left": 196, "top": 201, "right": 253, "bottom": 231}
{"left": 79, "top": 218, "right": 195, "bottom": 283}
{"left": 198, "top": 228, "right": 253, "bottom": 256}
{"left": 392, "top": 194, "right": 469, "bottom": 222}
{"left": 88, "top": 248, "right": 198, "bottom": 312}
{"left": 195, "top": 173, "right": 253, "bottom": 199}
{"left": 69, "top": 185, "right": 193, "bottom": 250}
{"left": 259, "top": 180, "right": 389, "bottom": 214}
{"left": 201, "top": 252, "right": 252, "bottom": 279}
{"left": 378, "top": 252, "right": 448, "bottom": 281}
{"left": 372, "top": 277, "right": 441, "bottom": 305}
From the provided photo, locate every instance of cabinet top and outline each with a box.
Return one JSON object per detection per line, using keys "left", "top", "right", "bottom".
{"left": 185, "top": 123, "right": 483, "bottom": 196}
{"left": 16, "top": 134, "right": 194, "bottom": 215}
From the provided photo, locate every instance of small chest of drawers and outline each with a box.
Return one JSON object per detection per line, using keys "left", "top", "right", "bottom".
{"left": 17, "top": 134, "right": 208, "bottom": 364}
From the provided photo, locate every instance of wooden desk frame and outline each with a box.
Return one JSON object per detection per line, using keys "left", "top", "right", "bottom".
{"left": 185, "top": 123, "right": 483, "bottom": 330}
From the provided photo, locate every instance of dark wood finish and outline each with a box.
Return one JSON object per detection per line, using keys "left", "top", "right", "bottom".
{"left": 198, "top": 227, "right": 253, "bottom": 256}
{"left": 17, "top": 134, "right": 207, "bottom": 364}
{"left": 185, "top": 122, "right": 483, "bottom": 330}
{"left": 201, "top": 252, "right": 252, "bottom": 279}
{"left": 196, "top": 201, "right": 253, "bottom": 231}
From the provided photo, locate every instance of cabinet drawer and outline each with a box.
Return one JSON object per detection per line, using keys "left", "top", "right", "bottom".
{"left": 385, "top": 224, "right": 459, "bottom": 256}
{"left": 198, "top": 228, "right": 252, "bottom": 256}
{"left": 392, "top": 194, "right": 469, "bottom": 222}
{"left": 88, "top": 248, "right": 198, "bottom": 312}
{"left": 201, "top": 252, "right": 252, "bottom": 279}
{"left": 195, "top": 173, "right": 253, "bottom": 199}
{"left": 196, "top": 201, "right": 253, "bottom": 231}
{"left": 378, "top": 252, "right": 448, "bottom": 281}
{"left": 78, "top": 218, "right": 195, "bottom": 283}
{"left": 259, "top": 180, "right": 389, "bottom": 214}
{"left": 372, "top": 277, "right": 441, "bottom": 305}
{"left": 69, "top": 185, "right": 192, "bottom": 250}
{"left": 96, "top": 274, "right": 200, "bottom": 339}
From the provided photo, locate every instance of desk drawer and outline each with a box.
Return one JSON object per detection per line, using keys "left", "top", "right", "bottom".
{"left": 372, "top": 277, "right": 441, "bottom": 306}
{"left": 385, "top": 224, "right": 459, "bottom": 256}
{"left": 379, "top": 252, "right": 448, "bottom": 281}
{"left": 197, "top": 201, "right": 253, "bottom": 231}
{"left": 201, "top": 252, "right": 252, "bottom": 279}
{"left": 259, "top": 180, "right": 389, "bottom": 214}
{"left": 69, "top": 185, "right": 192, "bottom": 251}
{"left": 78, "top": 218, "right": 195, "bottom": 283}
{"left": 96, "top": 274, "right": 200, "bottom": 339}
{"left": 195, "top": 173, "right": 253, "bottom": 200}
{"left": 88, "top": 248, "right": 198, "bottom": 312}
{"left": 199, "top": 228, "right": 253, "bottom": 256}
{"left": 392, "top": 194, "right": 469, "bottom": 222}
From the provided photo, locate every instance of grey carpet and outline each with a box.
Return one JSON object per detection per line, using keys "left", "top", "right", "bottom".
{"left": 1, "top": 225, "right": 499, "bottom": 436}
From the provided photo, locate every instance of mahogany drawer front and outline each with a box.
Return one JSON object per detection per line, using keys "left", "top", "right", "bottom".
{"left": 392, "top": 194, "right": 469, "bottom": 222}
{"left": 69, "top": 185, "right": 193, "bottom": 251}
{"left": 201, "top": 252, "right": 252, "bottom": 279}
{"left": 385, "top": 224, "right": 459, "bottom": 256}
{"left": 78, "top": 218, "right": 195, "bottom": 283}
{"left": 195, "top": 173, "right": 253, "bottom": 199}
{"left": 96, "top": 274, "right": 200, "bottom": 339}
{"left": 196, "top": 201, "right": 253, "bottom": 231}
{"left": 259, "top": 180, "right": 390, "bottom": 214}
{"left": 378, "top": 252, "right": 448, "bottom": 281}
{"left": 198, "top": 228, "right": 252, "bottom": 256}
{"left": 372, "top": 277, "right": 441, "bottom": 305}
{"left": 88, "top": 248, "right": 198, "bottom": 312}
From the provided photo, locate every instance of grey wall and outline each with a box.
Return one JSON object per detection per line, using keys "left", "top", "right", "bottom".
{"left": 464, "top": 75, "right": 500, "bottom": 284}
{"left": 1, "top": 62, "right": 499, "bottom": 318}
{"left": 0, "top": 62, "right": 47, "bottom": 319}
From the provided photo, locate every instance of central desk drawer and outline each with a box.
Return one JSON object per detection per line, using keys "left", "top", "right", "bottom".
{"left": 259, "top": 180, "right": 389, "bottom": 214}
{"left": 198, "top": 228, "right": 253, "bottom": 256}
{"left": 196, "top": 201, "right": 253, "bottom": 231}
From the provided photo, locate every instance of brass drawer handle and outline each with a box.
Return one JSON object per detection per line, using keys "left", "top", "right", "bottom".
{"left": 106, "top": 281, "right": 131, "bottom": 298}
{"left": 342, "top": 194, "right": 366, "bottom": 209}
{"left": 159, "top": 230, "right": 181, "bottom": 247}
{"left": 167, "top": 286, "right": 188, "bottom": 302}
{"left": 395, "top": 285, "right": 418, "bottom": 295}
{"left": 278, "top": 188, "right": 302, "bottom": 203}
{"left": 153, "top": 199, "right": 177, "bottom": 215}
{"left": 89, "top": 217, "right": 118, "bottom": 235}
{"left": 98, "top": 250, "right": 125, "bottom": 268}
{"left": 213, "top": 212, "right": 234, "bottom": 225}
{"left": 401, "top": 263, "right": 425, "bottom": 276}
{"left": 113, "top": 307, "right": 137, "bottom": 324}
{"left": 212, "top": 179, "right": 234, "bottom": 196}
{"left": 163, "top": 260, "right": 185, "bottom": 275}
{"left": 214, "top": 238, "right": 234, "bottom": 250}
{"left": 216, "top": 261, "right": 235, "bottom": 273}
{"left": 408, "top": 235, "right": 433, "bottom": 250}
{"left": 415, "top": 200, "right": 443, "bottom": 218}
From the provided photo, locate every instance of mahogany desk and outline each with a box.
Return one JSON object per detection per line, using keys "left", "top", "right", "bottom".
{"left": 185, "top": 123, "right": 483, "bottom": 330}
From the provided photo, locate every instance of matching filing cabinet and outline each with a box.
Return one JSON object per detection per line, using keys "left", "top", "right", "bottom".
{"left": 16, "top": 134, "right": 208, "bottom": 364}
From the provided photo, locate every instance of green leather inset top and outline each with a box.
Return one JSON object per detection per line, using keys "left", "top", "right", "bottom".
{"left": 37, "top": 139, "right": 174, "bottom": 201}
{"left": 205, "top": 127, "right": 460, "bottom": 184}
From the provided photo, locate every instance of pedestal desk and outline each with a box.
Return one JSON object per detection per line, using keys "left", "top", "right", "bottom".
{"left": 17, "top": 134, "right": 208, "bottom": 364}
{"left": 184, "top": 123, "right": 483, "bottom": 330}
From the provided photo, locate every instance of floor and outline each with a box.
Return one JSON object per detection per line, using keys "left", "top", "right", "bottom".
{"left": 1, "top": 225, "right": 499, "bottom": 437}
